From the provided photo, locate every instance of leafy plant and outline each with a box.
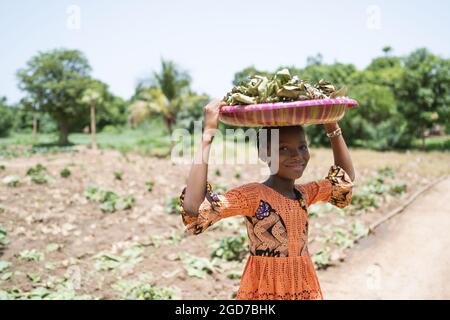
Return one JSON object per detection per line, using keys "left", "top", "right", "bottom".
{"left": 27, "top": 273, "right": 42, "bottom": 283}
{"left": 351, "top": 221, "right": 369, "bottom": 238}
{"left": 114, "top": 170, "right": 124, "bottom": 180}
{"left": 180, "top": 253, "right": 219, "bottom": 279}
{"left": 0, "top": 225, "right": 9, "bottom": 247}
{"left": 93, "top": 244, "right": 144, "bottom": 272}
{"left": 145, "top": 180, "right": 154, "bottom": 192}
{"left": 2, "top": 175, "right": 21, "bottom": 187}
{"left": 112, "top": 278, "right": 174, "bottom": 300}
{"left": 0, "top": 260, "right": 11, "bottom": 273}
{"left": 60, "top": 168, "right": 71, "bottom": 178}
{"left": 124, "top": 284, "right": 173, "bottom": 300}
{"left": 26, "top": 164, "right": 51, "bottom": 184}
{"left": 165, "top": 196, "right": 181, "bottom": 215}
{"left": 389, "top": 183, "right": 407, "bottom": 195}
{"left": 85, "top": 186, "right": 135, "bottom": 213}
{"left": 211, "top": 234, "right": 248, "bottom": 261}
{"left": 331, "top": 228, "right": 354, "bottom": 249}
{"left": 312, "top": 247, "right": 332, "bottom": 270}
{"left": 18, "top": 249, "right": 44, "bottom": 262}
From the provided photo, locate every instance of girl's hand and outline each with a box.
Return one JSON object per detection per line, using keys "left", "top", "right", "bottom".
{"left": 324, "top": 122, "right": 339, "bottom": 132}
{"left": 203, "top": 99, "right": 226, "bottom": 130}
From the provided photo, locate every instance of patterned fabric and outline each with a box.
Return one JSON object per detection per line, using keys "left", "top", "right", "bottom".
{"left": 178, "top": 165, "right": 353, "bottom": 300}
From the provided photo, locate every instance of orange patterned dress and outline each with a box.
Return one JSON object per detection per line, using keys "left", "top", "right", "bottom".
{"left": 178, "top": 165, "right": 353, "bottom": 300}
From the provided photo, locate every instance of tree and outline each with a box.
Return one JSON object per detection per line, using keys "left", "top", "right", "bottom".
{"left": 19, "top": 97, "right": 40, "bottom": 142}
{"left": 398, "top": 48, "right": 450, "bottom": 148}
{"left": 0, "top": 97, "right": 14, "bottom": 137}
{"left": 382, "top": 46, "right": 393, "bottom": 56}
{"left": 134, "top": 59, "right": 192, "bottom": 137}
{"left": 17, "top": 49, "right": 94, "bottom": 145}
{"left": 81, "top": 81, "right": 106, "bottom": 150}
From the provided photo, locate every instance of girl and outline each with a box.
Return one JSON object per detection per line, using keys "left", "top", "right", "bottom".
{"left": 178, "top": 99, "right": 355, "bottom": 300}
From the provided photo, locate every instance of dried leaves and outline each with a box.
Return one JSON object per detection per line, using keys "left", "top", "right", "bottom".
{"left": 223, "top": 68, "right": 347, "bottom": 105}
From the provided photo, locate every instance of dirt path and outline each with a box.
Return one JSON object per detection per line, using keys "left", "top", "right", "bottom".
{"left": 318, "top": 177, "right": 450, "bottom": 299}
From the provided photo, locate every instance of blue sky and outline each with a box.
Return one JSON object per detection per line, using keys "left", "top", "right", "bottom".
{"left": 1, "top": 0, "right": 450, "bottom": 104}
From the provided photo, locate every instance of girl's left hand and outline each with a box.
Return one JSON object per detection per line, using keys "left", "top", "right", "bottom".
{"left": 324, "top": 122, "right": 339, "bottom": 132}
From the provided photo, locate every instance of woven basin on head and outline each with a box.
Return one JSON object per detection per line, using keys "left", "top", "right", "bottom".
{"left": 218, "top": 98, "right": 358, "bottom": 127}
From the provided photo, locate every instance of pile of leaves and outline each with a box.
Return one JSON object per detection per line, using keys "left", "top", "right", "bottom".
{"left": 85, "top": 186, "right": 135, "bottom": 213}
{"left": 223, "top": 68, "right": 347, "bottom": 105}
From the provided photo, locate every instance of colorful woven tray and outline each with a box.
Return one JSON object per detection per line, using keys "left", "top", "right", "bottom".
{"left": 219, "top": 98, "right": 358, "bottom": 127}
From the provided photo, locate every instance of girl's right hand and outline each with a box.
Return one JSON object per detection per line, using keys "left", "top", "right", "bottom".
{"left": 203, "top": 99, "right": 226, "bottom": 130}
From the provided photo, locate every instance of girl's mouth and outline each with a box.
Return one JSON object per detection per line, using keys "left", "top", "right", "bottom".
{"left": 285, "top": 162, "right": 306, "bottom": 170}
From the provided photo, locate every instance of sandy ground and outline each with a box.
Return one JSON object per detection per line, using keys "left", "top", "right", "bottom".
{"left": 1, "top": 146, "right": 449, "bottom": 299}
{"left": 318, "top": 177, "right": 450, "bottom": 299}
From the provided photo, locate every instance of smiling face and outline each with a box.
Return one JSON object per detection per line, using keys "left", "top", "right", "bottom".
{"left": 258, "top": 126, "right": 310, "bottom": 180}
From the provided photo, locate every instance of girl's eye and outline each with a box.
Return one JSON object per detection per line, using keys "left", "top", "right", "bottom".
{"left": 299, "top": 145, "right": 308, "bottom": 151}
{"left": 280, "top": 146, "right": 289, "bottom": 151}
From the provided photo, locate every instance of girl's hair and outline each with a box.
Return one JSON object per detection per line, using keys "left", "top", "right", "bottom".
{"left": 256, "top": 126, "right": 305, "bottom": 154}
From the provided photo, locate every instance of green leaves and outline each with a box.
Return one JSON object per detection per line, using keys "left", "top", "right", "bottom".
{"left": 2, "top": 175, "right": 21, "bottom": 187}
{"left": 26, "top": 164, "right": 52, "bottom": 184}
{"left": 0, "top": 260, "right": 11, "bottom": 273}
{"left": 0, "top": 225, "right": 9, "bottom": 247}
{"left": 180, "top": 253, "right": 220, "bottom": 279}
{"left": 224, "top": 68, "right": 347, "bottom": 105}
{"left": 93, "top": 244, "right": 144, "bottom": 272}
{"left": 18, "top": 249, "right": 44, "bottom": 262}
{"left": 312, "top": 247, "right": 332, "bottom": 270}
{"left": 60, "top": 168, "right": 71, "bottom": 178}
{"left": 210, "top": 234, "right": 248, "bottom": 262}
{"left": 85, "top": 185, "right": 135, "bottom": 213}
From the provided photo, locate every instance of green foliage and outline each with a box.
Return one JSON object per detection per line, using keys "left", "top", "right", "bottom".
{"left": 145, "top": 180, "right": 154, "bottom": 192}
{"left": 211, "top": 234, "right": 248, "bottom": 261}
{"left": 18, "top": 249, "right": 44, "bottom": 262}
{"left": 93, "top": 244, "right": 144, "bottom": 272}
{"left": 0, "top": 225, "right": 9, "bottom": 247}
{"left": 2, "top": 176, "right": 21, "bottom": 187}
{"left": 113, "top": 170, "right": 123, "bottom": 180}
{"left": 312, "top": 247, "right": 332, "bottom": 269}
{"left": 165, "top": 196, "right": 181, "bottom": 215}
{"left": 85, "top": 186, "right": 135, "bottom": 213}
{"left": 60, "top": 168, "right": 71, "bottom": 178}
{"left": 351, "top": 166, "right": 407, "bottom": 211}
{"left": 232, "top": 48, "right": 450, "bottom": 150}
{"left": 26, "top": 164, "right": 52, "bottom": 184}
{"left": 0, "top": 261, "right": 11, "bottom": 273}
{"left": 0, "top": 97, "right": 14, "bottom": 137}
{"left": 16, "top": 49, "right": 94, "bottom": 145}
{"left": 180, "top": 253, "right": 219, "bottom": 279}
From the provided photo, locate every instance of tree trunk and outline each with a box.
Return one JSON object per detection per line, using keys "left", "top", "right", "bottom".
{"left": 90, "top": 103, "right": 97, "bottom": 150}
{"left": 421, "top": 125, "right": 426, "bottom": 150}
{"left": 32, "top": 113, "right": 38, "bottom": 143}
{"left": 165, "top": 116, "right": 174, "bottom": 150}
{"left": 59, "top": 121, "right": 69, "bottom": 145}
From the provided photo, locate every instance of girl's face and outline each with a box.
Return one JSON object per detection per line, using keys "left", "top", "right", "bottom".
{"left": 266, "top": 126, "right": 310, "bottom": 180}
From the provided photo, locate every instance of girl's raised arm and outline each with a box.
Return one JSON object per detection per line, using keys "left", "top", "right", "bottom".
{"left": 182, "top": 99, "right": 226, "bottom": 216}
{"left": 324, "top": 122, "right": 355, "bottom": 182}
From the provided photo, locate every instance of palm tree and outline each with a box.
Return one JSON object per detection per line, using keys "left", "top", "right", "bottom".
{"left": 136, "top": 59, "right": 191, "bottom": 137}
{"left": 81, "top": 87, "right": 103, "bottom": 150}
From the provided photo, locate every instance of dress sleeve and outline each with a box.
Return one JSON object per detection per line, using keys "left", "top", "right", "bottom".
{"left": 178, "top": 182, "right": 259, "bottom": 235}
{"left": 298, "top": 165, "right": 353, "bottom": 208}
